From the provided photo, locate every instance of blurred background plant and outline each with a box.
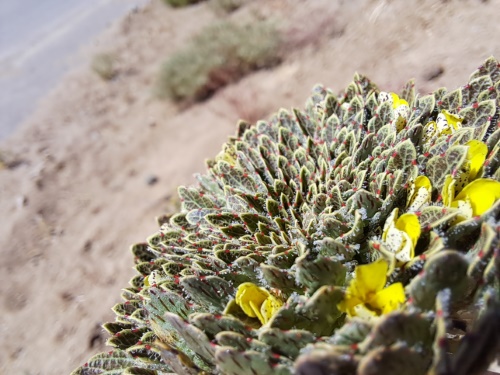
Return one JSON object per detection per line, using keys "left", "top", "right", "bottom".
{"left": 209, "top": 0, "right": 248, "bottom": 13}
{"left": 162, "top": 0, "right": 206, "bottom": 7}
{"left": 156, "top": 20, "right": 282, "bottom": 102}
{"left": 91, "top": 53, "right": 117, "bottom": 81}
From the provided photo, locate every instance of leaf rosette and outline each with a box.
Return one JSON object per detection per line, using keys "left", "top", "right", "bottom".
{"left": 72, "top": 58, "right": 500, "bottom": 375}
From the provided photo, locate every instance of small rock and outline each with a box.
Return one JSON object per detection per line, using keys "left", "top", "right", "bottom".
{"left": 83, "top": 240, "right": 93, "bottom": 253}
{"left": 146, "top": 175, "right": 159, "bottom": 186}
{"left": 16, "top": 195, "right": 28, "bottom": 208}
{"left": 157, "top": 214, "right": 172, "bottom": 226}
{"left": 424, "top": 66, "right": 444, "bottom": 81}
{"left": 89, "top": 323, "right": 105, "bottom": 349}
{"left": 60, "top": 291, "right": 74, "bottom": 302}
{"left": 35, "top": 178, "right": 44, "bottom": 190}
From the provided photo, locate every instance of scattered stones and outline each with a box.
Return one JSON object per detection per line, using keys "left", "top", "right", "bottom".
{"left": 146, "top": 174, "right": 159, "bottom": 186}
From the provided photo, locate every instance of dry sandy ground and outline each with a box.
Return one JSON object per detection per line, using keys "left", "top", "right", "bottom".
{"left": 1, "top": 0, "right": 500, "bottom": 374}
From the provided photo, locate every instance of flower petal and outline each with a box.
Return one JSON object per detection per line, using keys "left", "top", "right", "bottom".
{"left": 415, "top": 175, "right": 432, "bottom": 191}
{"left": 249, "top": 300, "right": 264, "bottom": 323}
{"left": 353, "top": 303, "right": 378, "bottom": 320}
{"left": 235, "top": 282, "right": 269, "bottom": 318}
{"left": 436, "top": 113, "right": 452, "bottom": 134}
{"left": 408, "top": 187, "right": 431, "bottom": 212}
{"left": 385, "top": 226, "right": 405, "bottom": 255}
{"left": 379, "top": 91, "right": 391, "bottom": 103}
{"left": 394, "top": 231, "right": 413, "bottom": 263}
{"left": 368, "top": 282, "right": 406, "bottom": 315}
{"left": 390, "top": 93, "right": 409, "bottom": 109}
{"left": 423, "top": 121, "right": 437, "bottom": 142}
{"left": 453, "top": 198, "right": 473, "bottom": 220}
{"left": 382, "top": 208, "right": 398, "bottom": 242}
{"left": 442, "top": 175, "right": 456, "bottom": 207}
{"left": 466, "top": 140, "right": 488, "bottom": 180}
{"left": 454, "top": 178, "right": 500, "bottom": 216}
{"left": 338, "top": 294, "right": 363, "bottom": 317}
{"left": 395, "top": 213, "right": 421, "bottom": 248}
{"left": 260, "top": 295, "right": 283, "bottom": 324}
{"left": 390, "top": 93, "right": 409, "bottom": 132}
{"left": 353, "top": 259, "right": 388, "bottom": 298}
{"left": 407, "top": 176, "right": 432, "bottom": 211}
{"left": 454, "top": 166, "right": 470, "bottom": 193}
{"left": 441, "top": 110, "right": 463, "bottom": 131}
{"left": 394, "top": 113, "right": 408, "bottom": 132}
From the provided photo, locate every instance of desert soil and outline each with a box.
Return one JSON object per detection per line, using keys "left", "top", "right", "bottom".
{"left": 0, "top": 0, "right": 149, "bottom": 138}
{"left": 1, "top": 0, "right": 500, "bottom": 374}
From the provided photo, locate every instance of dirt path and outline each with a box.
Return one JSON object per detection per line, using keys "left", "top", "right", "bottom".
{"left": 0, "top": 0, "right": 148, "bottom": 138}
{"left": 1, "top": 0, "right": 500, "bottom": 374}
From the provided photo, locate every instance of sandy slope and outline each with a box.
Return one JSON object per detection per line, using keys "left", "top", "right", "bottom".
{"left": 1, "top": 0, "right": 500, "bottom": 374}
{"left": 0, "top": 0, "right": 148, "bottom": 138}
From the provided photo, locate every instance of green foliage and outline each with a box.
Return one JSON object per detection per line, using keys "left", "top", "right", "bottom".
{"left": 162, "top": 0, "right": 206, "bottom": 7}
{"left": 73, "top": 57, "right": 500, "bottom": 375}
{"left": 209, "top": 0, "right": 248, "bottom": 13}
{"left": 157, "top": 20, "right": 281, "bottom": 102}
{"left": 91, "top": 53, "right": 117, "bottom": 81}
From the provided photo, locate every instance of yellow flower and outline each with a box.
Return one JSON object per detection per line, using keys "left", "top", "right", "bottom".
{"left": 234, "top": 282, "right": 283, "bottom": 325}
{"left": 423, "top": 110, "right": 463, "bottom": 142}
{"left": 379, "top": 92, "right": 409, "bottom": 132}
{"left": 390, "top": 92, "right": 409, "bottom": 109}
{"left": 382, "top": 208, "right": 421, "bottom": 264}
{"left": 442, "top": 174, "right": 457, "bottom": 208}
{"left": 407, "top": 175, "right": 432, "bottom": 212}
{"left": 438, "top": 110, "right": 463, "bottom": 133}
{"left": 338, "top": 259, "right": 405, "bottom": 318}
{"left": 441, "top": 140, "right": 496, "bottom": 220}
{"left": 446, "top": 140, "right": 488, "bottom": 193}
{"left": 443, "top": 178, "right": 500, "bottom": 219}
{"left": 464, "top": 140, "right": 488, "bottom": 181}
{"left": 215, "top": 143, "right": 238, "bottom": 166}
{"left": 445, "top": 140, "right": 487, "bottom": 194}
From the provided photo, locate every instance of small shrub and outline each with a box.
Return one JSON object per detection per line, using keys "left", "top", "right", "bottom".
{"left": 210, "top": 0, "right": 247, "bottom": 13}
{"left": 0, "top": 149, "right": 24, "bottom": 169}
{"left": 91, "top": 53, "right": 116, "bottom": 81}
{"left": 157, "top": 20, "right": 281, "bottom": 102}
{"left": 162, "top": 0, "right": 206, "bottom": 7}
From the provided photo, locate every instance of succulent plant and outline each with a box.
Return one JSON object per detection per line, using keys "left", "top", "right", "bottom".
{"left": 72, "top": 57, "right": 500, "bottom": 375}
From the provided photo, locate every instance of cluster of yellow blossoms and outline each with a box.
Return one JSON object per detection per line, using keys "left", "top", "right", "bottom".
{"left": 228, "top": 92, "right": 500, "bottom": 325}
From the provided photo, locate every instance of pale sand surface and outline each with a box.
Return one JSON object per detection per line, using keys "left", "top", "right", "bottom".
{"left": 0, "top": 0, "right": 148, "bottom": 138}
{"left": 1, "top": 0, "right": 500, "bottom": 373}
